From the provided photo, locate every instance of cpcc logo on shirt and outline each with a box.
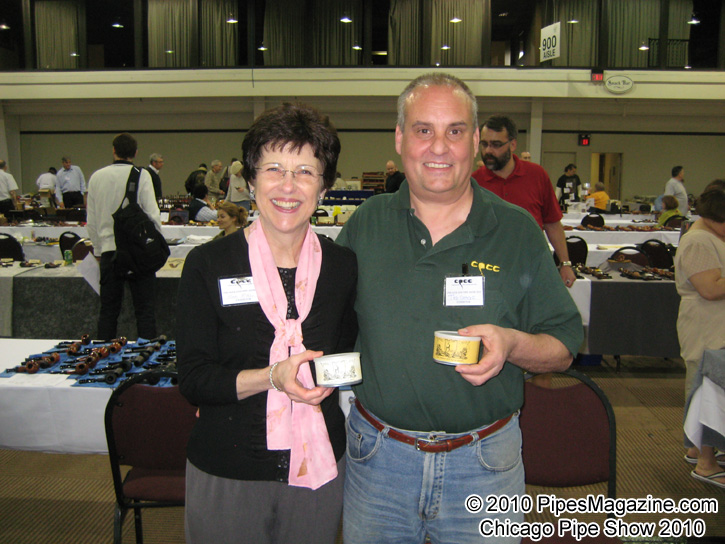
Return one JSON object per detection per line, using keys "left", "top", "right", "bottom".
{"left": 470, "top": 260, "right": 500, "bottom": 274}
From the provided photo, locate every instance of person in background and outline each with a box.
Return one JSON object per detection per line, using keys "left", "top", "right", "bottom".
{"left": 188, "top": 183, "right": 218, "bottom": 222}
{"left": 473, "top": 114, "right": 576, "bottom": 288}
{"left": 337, "top": 73, "right": 582, "bottom": 543}
{"left": 177, "top": 102, "right": 357, "bottom": 544}
{"left": 212, "top": 201, "right": 248, "bottom": 240}
{"left": 55, "top": 156, "right": 86, "bottom": 208}
{"left": 86, "top": 133, "right": 161, "bottom": 341}
{"left": 204, "top": 159, "right": 225, "bottom": 201}
{"left": 146, "top": 153, "right": 164, "bottom": 201}
{"left": 658, "top": 195, "right": 682, "bottom": 227}
{"left": 224, "top": 160, "right": 252, "bottom": 211}
{"left": 586, "top": 181, "right": 610, "bottom": 212}
{"left": 384, "top": 160, "right": 405, "bottom": 193}
{"left": 665, "top": 165, "right": 688, "bottom": 215}
{"left": 556, "top": 163, "right": 582, "bottom": 207}
{"left": 36, "top": 166, "right": 58, "bottom": 192}
{"left": 185, "top": 163, "right": 208, "bottom": 195}
{"left": 520, "top": 150, "right": 532, "bottom": 161}
{"left": 675, "top": 181, "right": 725, "bottom": 489}
{"left": 0, "top": 160, "right": 19, "bottom": 215}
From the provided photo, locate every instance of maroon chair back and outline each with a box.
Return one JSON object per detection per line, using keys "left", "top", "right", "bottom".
{"left": 520, "top": 369, "right": 615, "bottom": 492}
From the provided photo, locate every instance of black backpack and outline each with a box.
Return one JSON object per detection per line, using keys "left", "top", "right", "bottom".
{"left": 112, "top": 166, "right": 170, "bottom": 277}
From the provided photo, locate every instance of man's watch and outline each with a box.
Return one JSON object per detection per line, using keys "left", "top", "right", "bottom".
{"left": 559, "top": 261, "right": 572, "bottom": 268}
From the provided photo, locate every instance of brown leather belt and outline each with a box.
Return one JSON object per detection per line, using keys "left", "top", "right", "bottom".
{"left": 354, "top": 399, "right": 513, "bottom": 453}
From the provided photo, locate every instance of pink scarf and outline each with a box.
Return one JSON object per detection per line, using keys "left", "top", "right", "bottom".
{"left": 247, "top": 220, "right": 337, "bottom": 490}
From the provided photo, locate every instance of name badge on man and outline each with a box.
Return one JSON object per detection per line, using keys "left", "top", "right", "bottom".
{"left": 444, "top": 276, "right": 484, "bottom": 307}
{"left": 219, "top": 276, "right": 259, "bottom": 306}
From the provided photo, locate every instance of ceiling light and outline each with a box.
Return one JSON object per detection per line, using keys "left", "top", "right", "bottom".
{"left": 0, "top": 22, "right": 10, "bottom": 30}
{"left": 70, "top": 52, "right": 80, "bottom": 57}
{"left": 165, "top": 49, "right": 174, "bottom": 54}
{"left": 226, "top": 13, "right": 238, "bottom": 24}
{"left": 441, "top": 45, "right": 450, "bottom": 50}
{"left": 518, "top": 50, "right": 525, "bottom": 59}
{"left": 111, "top": 18, "right": 124, "bottom": 29}
{"left": 340, "top": 16, "right": 352, "bottom": 23}
{"left": 435, "top": 62, "right": 441, "bottom": 66}
{"left": 257, "top": 43, "right": 268, "bottom": 51}
{"left": 498, "top": 12, "right": 509, "bottom": 17}
{"left": 352, "top": 44, "right": 362, "bottom": 50}
{"left": 638, "top": 41, "right": 649, "bottom": 51}
{"left": 372, "top": 50, "right": 387, "bottom": 56}
{"left": 450, "top": 17, "right": 461, "bottom": 23}
{"left": 684, "top": 65, "right": 692, "bottom": 69}
{"left": 687, "top": 12, "right": 700, "bottom": 24}
{"left": 567, "top": 19, "right": 579, "bottom": 24}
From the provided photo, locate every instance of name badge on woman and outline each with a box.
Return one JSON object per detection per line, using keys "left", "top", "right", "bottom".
{"left": 219, "top": 275, "right": 259, "bottom": 306}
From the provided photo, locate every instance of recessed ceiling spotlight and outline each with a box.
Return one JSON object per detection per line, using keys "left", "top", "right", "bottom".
{"left": 567, "top": 19, "right": 578, "bottom": 24}
{"left": 226, "top": 14, "right": 238, "bottom": 24}
{"left": 111, "top": 18, "right": 124, "bottom": 29}
{"left": 638, "top": 41, "right": 649, "bottom": 51}
{"left": 441, "top": 45, "right": 450, "bottom": 50}
{"left": 340, "top": 16, "right": 352, "bottom": 23}
{"left": 498, "top": 12, "right": 508, "bottom": 17}
{"left": 352, "top": 44, "right": 362, "bottom": 50}
{"left": 450, "top": 17, "right": 461, "bottom": 23}
{"left": 258, "top": 43, "right": 268, "bottom": 51}
{"left": 687, "top": 12, "right": 700, "bottom": 24}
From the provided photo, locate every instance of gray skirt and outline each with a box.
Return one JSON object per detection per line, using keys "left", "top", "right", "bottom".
{"left": 185, "top": 457, "right": 345, "bottom": 544}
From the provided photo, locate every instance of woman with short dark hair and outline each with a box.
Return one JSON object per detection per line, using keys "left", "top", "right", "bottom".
{"left": 177, "top": 103, "right": 356, "bottom": 543}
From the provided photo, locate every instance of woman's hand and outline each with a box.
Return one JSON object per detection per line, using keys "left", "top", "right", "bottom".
{"left": 273, "top": 350, "right": 334, "bottom": 405}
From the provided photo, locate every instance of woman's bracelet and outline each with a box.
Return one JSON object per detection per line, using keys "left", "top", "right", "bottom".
{"left": 269, "top": 361, "right": 282, "bottom": 392}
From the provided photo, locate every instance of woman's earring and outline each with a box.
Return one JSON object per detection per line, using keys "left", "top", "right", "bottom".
{"left": 318, "top": 195, "right": 324, "bottom": 206}
{"left": 250, "top": 188, "right": 255, "bottom": 200}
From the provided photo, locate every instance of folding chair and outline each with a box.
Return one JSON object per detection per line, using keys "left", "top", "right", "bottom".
{"left": 664, "top": 214, "right": 687, "bottom": 229}
{"left": 0, "top": 233, "right": 25, "bottom": 261}
{"left": 520, "top": 368, "right": 620, "bottom": 544}
{"left": 58, "top": 231, "right": 82, "bottom": 256}
{"left": 104, "top": 369, "right": 197, "bottom": 544}
{"left": 581, "top": 213, "right": 605, "bottom": 228}
{"left": 638, "top": 239, "right": 674, "bottom": 269}
{"left": 555, "top": 235, "right": 588, "bottom": 267}
{"left": 608, "top": 246, "right": 650, "bottom": 267}
{"left": 71, "top": 238, "right": 94, "bottom": 262}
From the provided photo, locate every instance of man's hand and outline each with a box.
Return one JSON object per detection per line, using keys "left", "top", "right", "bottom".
{"left": 454, "top": 325, "right": 514, "bottom": 386}
{"left": 560, "top": 265, "right": 576, "bottom": 288}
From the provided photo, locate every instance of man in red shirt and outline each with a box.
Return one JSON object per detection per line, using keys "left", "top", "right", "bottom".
{"left": 472, "top": 115, "right": 576, "bottom": 288}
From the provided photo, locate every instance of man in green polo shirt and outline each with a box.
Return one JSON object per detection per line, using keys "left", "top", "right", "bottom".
{"left": 337, "top": 73, "right": 583, "bottom": 543}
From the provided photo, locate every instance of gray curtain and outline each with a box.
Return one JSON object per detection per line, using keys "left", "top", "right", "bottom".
{"left": 148, "top": 0, "right": 193, "bottom": 68}
{"left": 200, "top": 0, "right": 238, "bottom": 67}
{"left": 388, "top": 0, "right": 421, "bottom": 65}
{"left": 551, "top": 0, "right": 599, "bottom": 67}
{"left": 430, "top": 0, "right": 484, "bottom": 66}
{"left": 263, "top": 0, "right": 361, "bottom": 66}
{"left": 35, "top": 1, "right": 79, "bottom": 69}
{"left": 607, "top": 0, "right": 692, "bottom": 68}
{"left": 389, "top": 0, "right": 487, "bottom": 66}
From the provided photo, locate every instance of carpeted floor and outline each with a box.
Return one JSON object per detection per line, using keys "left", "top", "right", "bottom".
{"left": 1, "top": 356, "right": 723, "bottom": 543}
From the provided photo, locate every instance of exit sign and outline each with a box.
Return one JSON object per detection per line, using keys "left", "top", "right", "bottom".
{"left": 578, "top": 134, "right": 591, "bottom": 146}
{"left": 591, "top": 68, "right": 604, "bottom": 82}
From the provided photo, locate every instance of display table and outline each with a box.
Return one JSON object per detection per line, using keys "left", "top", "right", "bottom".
{"left": 586, "top": 275, "right": 680, "bottom": 358}
{"left": 0, "top": 339, "right": 112, "bottom": 453}
{"left": 3, "top": 224, "right": 343, "bottom": 263}
{"left": 0, "top": 338, "right": 355, "bottom": 454}
{"left": 10, "top": 263, "right": 182, "bottom": 339}
{"left": 561, "top": 229, "right": 680, "bottom": 245}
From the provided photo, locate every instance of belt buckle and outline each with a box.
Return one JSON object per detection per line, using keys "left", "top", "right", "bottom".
{"left": 414, "top": 437, "right": 439, "bottom": 451}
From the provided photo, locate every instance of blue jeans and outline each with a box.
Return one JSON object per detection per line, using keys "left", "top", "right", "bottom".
{"left": 343, "top": 403, "right": 524, "bottom": 544}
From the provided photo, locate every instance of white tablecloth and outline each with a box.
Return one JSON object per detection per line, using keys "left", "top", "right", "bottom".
{"left": 0, "top": 339, "right": 112, "bottom": 454}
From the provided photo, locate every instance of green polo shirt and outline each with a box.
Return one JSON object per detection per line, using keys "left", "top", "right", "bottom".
{"left": 337, "top": 180, "right": 583, "bottom": 433}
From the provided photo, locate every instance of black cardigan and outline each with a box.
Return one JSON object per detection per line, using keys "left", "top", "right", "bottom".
{"left": 176, "top": 229, "right": 357, "bottom": 481}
